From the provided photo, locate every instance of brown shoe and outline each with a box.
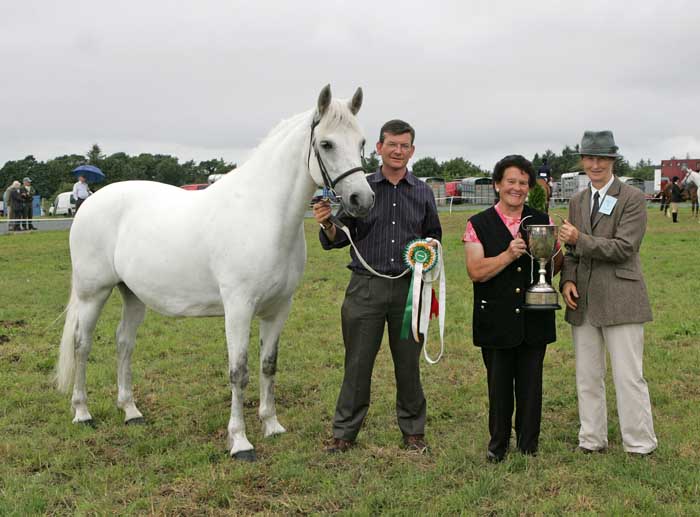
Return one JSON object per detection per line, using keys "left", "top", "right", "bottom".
{"left": 403, "top": 434, "right": 428, "bottom": 453}
{"left": 326, "top": 438, "right": 354, "bottom": 454}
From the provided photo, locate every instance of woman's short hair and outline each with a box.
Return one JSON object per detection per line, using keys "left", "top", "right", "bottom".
{"left": 493, "top": 155, "right": 536, "bottom": 187}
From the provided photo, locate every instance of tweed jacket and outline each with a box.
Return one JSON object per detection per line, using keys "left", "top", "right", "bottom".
{"left": 559, "top": 177, "right": 653, "bottom": 327}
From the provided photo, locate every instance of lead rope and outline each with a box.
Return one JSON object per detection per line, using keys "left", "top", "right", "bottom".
{"left": 332, "top": 221, "right": 445, "bottom": 363}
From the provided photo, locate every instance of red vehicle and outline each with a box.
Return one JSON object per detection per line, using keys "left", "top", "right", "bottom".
{"left": 445, "top": 180, "right": 463, "bottom": 203}
{"left": 180, "top": 184, "right": 208, "bottom": 191}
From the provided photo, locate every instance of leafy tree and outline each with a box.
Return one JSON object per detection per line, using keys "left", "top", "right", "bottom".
{"left": 527, "top": 182, "right": 547, "bottom": 212}
{"left": 440, "top": 157, "right": 484, "bottom": 180}
{"left": 87, "top": 144, "right": 105, "bottom": 165}
{"left": 362, "top": 150, "right": 380, "bottom": 172}
{"left": 630, "top": 159, "right": 655, "bottom": 181}
{"left": 613, "top": 158, "right": 633, "bottom": 177}
{"left": 412, "top": 157, "right": 441, "bottom": 177}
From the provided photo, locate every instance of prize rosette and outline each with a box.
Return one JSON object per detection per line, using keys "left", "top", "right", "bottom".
{"left": 403, "top": 239, "right": 438, "bottom": 273}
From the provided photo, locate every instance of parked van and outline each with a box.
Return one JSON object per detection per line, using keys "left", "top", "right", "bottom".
{"left": 49, "top": 192, "right": 76, "bottom": 216}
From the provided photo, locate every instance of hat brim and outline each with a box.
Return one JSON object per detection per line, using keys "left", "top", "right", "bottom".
{"left": 573, "top": 152, "right": 623, "bottom": 159}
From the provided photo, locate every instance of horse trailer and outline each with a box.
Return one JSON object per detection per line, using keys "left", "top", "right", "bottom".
{"left": 419, "top": 177, "right": 447, "bottom": 205}
{"left": 559, "top": 172, "right": 589, "bottom": 200}
{"left": 618, "top": 176, "right": 645, "bottom": 192}
{"left": 460, "top": 177, "right": 494, "bottom": 204}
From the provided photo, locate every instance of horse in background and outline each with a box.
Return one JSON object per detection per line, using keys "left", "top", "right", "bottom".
{"left": 535, "top": 178, "right": 552, "bottom": 213}
{"left": 56, "top": 85, "right": 374, "bottom": 461}
{"left": 683, "top": 170, "right": 700, "bottom": 218}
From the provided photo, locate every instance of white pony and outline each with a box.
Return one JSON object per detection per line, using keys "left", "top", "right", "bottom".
{"left": 683, "top": 170, "right": 700, "bottom": 190}
{"left": 56, "top": 85, "right": 374, "bottom": 461}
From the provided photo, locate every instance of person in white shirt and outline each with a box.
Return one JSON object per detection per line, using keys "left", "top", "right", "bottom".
{"left": 72, "top": 175, "right": 92, "bottom": 213}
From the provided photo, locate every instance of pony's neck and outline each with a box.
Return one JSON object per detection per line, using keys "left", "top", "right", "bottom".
{"left": 224, "top": 111, "right": 317, "bottom": 222}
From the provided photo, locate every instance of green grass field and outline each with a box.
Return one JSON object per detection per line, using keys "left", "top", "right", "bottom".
{"left": 1, "top": 208, "right": 699, "bottom": 515}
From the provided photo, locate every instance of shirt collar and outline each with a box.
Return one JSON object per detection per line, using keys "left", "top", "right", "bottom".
{"left": 368, "top": 167, "right": 418, "bottom": 186}
{"left": 590, "top": 174, "right": 615, "bottom": 199}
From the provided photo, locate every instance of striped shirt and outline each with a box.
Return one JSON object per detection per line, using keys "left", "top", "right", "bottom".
{"left": 319, "top": 169, "right": 442, "bottom": 275}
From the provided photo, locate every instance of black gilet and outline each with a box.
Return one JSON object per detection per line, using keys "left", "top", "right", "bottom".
{"left": 469, "top": 205, "right": 556, "bottom": 349}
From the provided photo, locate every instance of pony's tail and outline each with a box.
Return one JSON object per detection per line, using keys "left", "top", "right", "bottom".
{"left": 56, "top": 287, "right": 79, "bottom": 393}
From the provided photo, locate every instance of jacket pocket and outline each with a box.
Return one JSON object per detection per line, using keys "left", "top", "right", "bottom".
{"left": 615, "top": 268, "right": 641, "bottom": 280}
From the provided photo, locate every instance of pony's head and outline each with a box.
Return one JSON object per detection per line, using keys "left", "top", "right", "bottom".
{"left": 308, "top": 84, "right": 374, "bottom": 218}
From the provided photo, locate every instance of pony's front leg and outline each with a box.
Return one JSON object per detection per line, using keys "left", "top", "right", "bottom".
{"left": 224, "top": 302, "right": 256, "bottom": 461}
{"left": 259, "top": 300, "right": 292, "bottom": 438}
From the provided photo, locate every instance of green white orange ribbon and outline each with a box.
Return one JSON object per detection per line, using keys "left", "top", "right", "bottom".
{"left": 330, "top": 220, "right": 445, "bottom": 364}
{"left": 400, "top": 239, "right": 445, "bottom": 364}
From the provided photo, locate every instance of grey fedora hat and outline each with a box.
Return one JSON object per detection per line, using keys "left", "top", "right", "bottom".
{"left": 575, "top": 130, "right": 622, "bottom": 158}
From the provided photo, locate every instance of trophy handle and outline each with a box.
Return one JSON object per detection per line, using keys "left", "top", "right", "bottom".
{"left": 518, "top": 215, "right": 535, "bottom": 260}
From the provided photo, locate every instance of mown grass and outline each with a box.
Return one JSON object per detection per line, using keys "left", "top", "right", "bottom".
{"left": 1, "top": 208, "right": 699, "bottom": 516}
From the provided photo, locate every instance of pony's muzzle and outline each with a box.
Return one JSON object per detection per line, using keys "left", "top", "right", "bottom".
{"left": 344, "top": 190, "right": 374, "bottom": 218}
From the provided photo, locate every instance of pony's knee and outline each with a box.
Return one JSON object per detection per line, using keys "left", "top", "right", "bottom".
{"left": 261, "top": 338, "right": 279, "bottom": 377}
{"left": 230, "top": 363, "right": 249, "bottom": 389}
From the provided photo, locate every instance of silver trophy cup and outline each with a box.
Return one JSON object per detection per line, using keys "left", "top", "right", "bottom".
{"left": 520, "top": 218, "right": 562, "bottom": 310}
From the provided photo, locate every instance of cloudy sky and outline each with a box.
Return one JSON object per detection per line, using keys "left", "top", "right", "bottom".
{"left": 1, "top": 0, "right": 698, "bottom": 171}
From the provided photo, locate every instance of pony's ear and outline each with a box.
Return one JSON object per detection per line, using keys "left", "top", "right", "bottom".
{"left": 316, "top": 84, "right": 332, "bottom": 119}
{"left": 348, "top": 87, "right": 363, "bottom": 115}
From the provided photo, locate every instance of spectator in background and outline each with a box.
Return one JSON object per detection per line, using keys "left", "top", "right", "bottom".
{"left": 670, "top": 176, "right": 682, "bottom": 223}
{"left": 72, "top": 175, "right": 92, "bottom": 213}
{"left": 9, "top": 181, "right": 24, "bottom": 231}
{"left": 22, "top": 177, "right": 38, "bottom": 230}
{"left": 3, "top": 181, "right": 18, "bottom": 220}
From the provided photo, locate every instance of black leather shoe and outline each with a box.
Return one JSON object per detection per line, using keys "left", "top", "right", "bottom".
{"left": 487, "top": 450, "right": 506, "bottom": 463}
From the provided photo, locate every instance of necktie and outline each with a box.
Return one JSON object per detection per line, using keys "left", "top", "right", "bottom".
{"left": 591, "top": 191, "right": 600, "bottom": 224}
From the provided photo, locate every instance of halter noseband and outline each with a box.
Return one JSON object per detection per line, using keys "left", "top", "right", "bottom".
{"left": 308, "top": 117, "right": 366, "bottom": 199}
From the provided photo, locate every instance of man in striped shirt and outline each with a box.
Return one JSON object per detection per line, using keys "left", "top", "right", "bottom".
{"left": 313, "top": 119, "right": 442, "bottom": 454}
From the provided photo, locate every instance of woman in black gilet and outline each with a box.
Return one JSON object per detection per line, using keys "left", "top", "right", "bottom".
{"left": 463, "top": 155, "right": 562, "bottom": 462}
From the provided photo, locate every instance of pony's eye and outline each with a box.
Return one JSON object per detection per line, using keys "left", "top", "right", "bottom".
{"left": 320, "top": 141, "right": 333, "bottom": 150}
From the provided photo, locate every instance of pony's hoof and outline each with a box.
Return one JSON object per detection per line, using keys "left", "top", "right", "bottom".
{"left": 76, "top": 419, "right": 95, "bottom": 428}
{"left": 232, "top": 449, "right": 257, "bottom": 462}
{"left": 125, "top": 417, "right": 146, "bottom": 425}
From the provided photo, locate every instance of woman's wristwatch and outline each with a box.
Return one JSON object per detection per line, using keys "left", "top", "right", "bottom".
{"left": 320, "top": 221, "right": 333, "bottom": 231}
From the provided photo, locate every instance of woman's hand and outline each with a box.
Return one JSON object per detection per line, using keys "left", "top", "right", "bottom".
{"left": 506, "top": 233, "right": 527, "bottom": 262}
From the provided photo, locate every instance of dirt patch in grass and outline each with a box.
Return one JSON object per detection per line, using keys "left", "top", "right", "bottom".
{"left": 1, "top": 319, "right": 27, "bottom": 328}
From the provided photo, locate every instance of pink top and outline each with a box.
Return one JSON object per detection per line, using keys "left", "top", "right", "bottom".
{"left": 462, "top": 203, "right": 555, "bottom": 244}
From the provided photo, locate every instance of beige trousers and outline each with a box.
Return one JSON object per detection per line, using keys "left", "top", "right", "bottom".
{"left": 572, "top": 317, "right": 657, "bottom": 453}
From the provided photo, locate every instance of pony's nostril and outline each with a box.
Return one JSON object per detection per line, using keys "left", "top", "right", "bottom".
{"left": 350, "top": 193, "right": 359, "bottom": 206}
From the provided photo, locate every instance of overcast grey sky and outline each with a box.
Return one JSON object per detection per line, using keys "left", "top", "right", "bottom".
{"left": 1, "top": 0, "right": 698, "bottom": 171}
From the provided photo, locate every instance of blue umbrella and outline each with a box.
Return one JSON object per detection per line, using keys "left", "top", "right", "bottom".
{"left": 72, "top": 165, "right": 105, "bottom": 183}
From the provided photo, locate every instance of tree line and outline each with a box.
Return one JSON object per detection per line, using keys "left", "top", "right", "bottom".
{"left": 375, "top": 144, "right": 655, "bottom": 182}
{"left": 0, "top": 144, "right": 236, "bottom": 200}
{"left": 2, "top": 142, "right": 657, "bottom": 201}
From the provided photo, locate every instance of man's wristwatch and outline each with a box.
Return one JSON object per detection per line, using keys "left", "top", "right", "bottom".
{"left": 320, "top": 221, "right": 333, "bottom": 231}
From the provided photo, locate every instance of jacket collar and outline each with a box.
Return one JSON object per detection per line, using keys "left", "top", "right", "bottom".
{"left": 368, "top": 167, "right": 418, "bottom": 186}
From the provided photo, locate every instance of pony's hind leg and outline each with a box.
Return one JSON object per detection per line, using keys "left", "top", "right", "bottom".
{"left": 116, "top": 284, "right": 147, "bottom": 424}
{"left": 258, "top": 300, "right": 292, "bottom": 438}
{"left": 72, "top": 288, "right": 112, "bottom": 424}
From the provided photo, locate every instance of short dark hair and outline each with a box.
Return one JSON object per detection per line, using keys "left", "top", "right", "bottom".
{"left": 672, "top": 176, "right": 679, "bottom": 182}
{"left": 493, "top": 155, "right": 536, "bottom": 187}
{"left": 379, "top": 119, "right": 415, "bottom": 144}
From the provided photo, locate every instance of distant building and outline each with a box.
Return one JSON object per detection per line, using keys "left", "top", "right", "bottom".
{"left": 660, "top": 158, "right": 700, "bottom": 181}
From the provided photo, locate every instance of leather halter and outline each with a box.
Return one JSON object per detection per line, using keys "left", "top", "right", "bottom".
{"left": 308, "top": 117, "right": 365, "bottom": 199}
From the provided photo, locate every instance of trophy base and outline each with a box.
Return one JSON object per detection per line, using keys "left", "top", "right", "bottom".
{"left": 523, "top": 288, "right": 561, "bottom": 311}
{"left": 522, "top": 303, "right": 562, "bottom": 311}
